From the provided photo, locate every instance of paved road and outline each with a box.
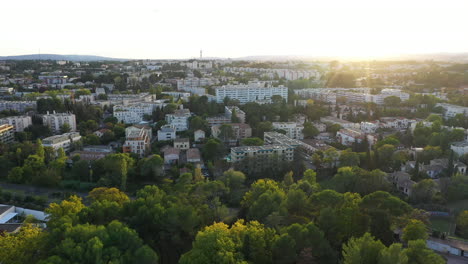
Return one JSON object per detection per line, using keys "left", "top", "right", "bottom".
{"left": 440, "top": 254, "right": 468, "bottom": 264}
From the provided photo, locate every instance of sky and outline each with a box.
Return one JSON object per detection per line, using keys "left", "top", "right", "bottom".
{"left": 1, "top": 0, "right": 468, "bottom": 60}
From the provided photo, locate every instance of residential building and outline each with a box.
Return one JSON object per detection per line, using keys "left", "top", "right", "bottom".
{"left": 224, "top": 106, "right": 246, "bottom": 123}
{"left": 174, "top": 138, "right": 190, "bottom": 150}
{"left": 165, "top": 109, "right": 191, "bottom": 131}
{"left": 360, "top": 121, "right": 379, "bottom": 133}
{"left": 230, "top": 144, "right": 295, "bottom": 163}
{"left": 42, "top": 132, "right": 81, "bottom": 152}
{"left": 70, "top": 145, "right": 114, "bottom": 161}
{"left": 0, "top": 115, "right": 32, "bottom": 132}
{"left": 272, "top": 122, "right": 304, "bottom": 139}
{"left": 157, "top": 125, "right": 176, "bottom": 141}
{"left": 113, "top": 103, "right": 157, "bottom": 124}
{"left": 211, "top": 123, "right": 252, "bottom": 141}
{"left": 42, "top": 111, "right": 76, "bottom": 134}
{"left": 389, "top": 171, "right": 415, "bottom": 196}
{"left": 107, "top": 93, "right": 155, "bottom": 106}
{"left": 163, "top": 147, "right": 180, "bottom": 164}
{"left": 0, "top": 124, "right": 14, "bottom": 144}
{"left": 0, "top": 100, "right": 36, "bottom": 112}
{"left": 194, "top": 129, "right": 205, "bottom": 142}
{"left": 336, "top": 128, "right": 365, "bottom": 146}
{"left": 122, "top": 126, "right": 152, "bottom": 157}
{"left": 187, "top": 148, "right": 201, "bottom": 163}
{"left": 215, "top": 82, "right": 288, "bottom": 104}
{"left": 320, "top": 116, "right": 360, "bottom": 130}
{"left": 436, "top": 103, "right": 468, "bottom": 119}
{"left": 451, "top": 141, "right": 468, "bottom": 156}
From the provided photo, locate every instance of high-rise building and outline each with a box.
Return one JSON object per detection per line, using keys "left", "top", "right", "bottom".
{"left": 215, "top": 82, "right": 288, "bottom": 104}
{"left": 42, "top": 111, "right": 77, "bottom": 134}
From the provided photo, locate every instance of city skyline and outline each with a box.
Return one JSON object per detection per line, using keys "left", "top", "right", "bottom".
{"left": 1, "top": 0, "right": 468, "bottom": 60}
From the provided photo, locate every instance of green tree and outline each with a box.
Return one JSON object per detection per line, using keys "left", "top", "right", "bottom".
{"left": 403, "top": 239, "right": 445, "bottom": 264}
{"left": 342, "top": 233, "right": 385, "bottom": 264}
{"left": 241, "top": 137, "right": 264, "bottom": 146}
{"left": 456, "top": 210, "right": 468, "bottom": 239}
{"left": 402, "top": 220, "right": 428, "bottom": 243}
{"left": 60, "top": 123, "right": 71, "bottom": 133}
{"left": 302, "top": 122, "right": 319, "bottom": 138}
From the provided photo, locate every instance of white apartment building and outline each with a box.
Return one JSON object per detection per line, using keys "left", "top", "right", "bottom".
{"left": 230, "top": 144, "right": 295, "bottom": 163}
{"left": 451, "top": 142, "right": 468, "bottom": 156}
{"left": 215, "top": 83, "right": 288, "bottom": 104}
{"left": 113, "top": 103, "right": 157, "bottom": 124}
{"left": 336, "top": 128, "right": 365, "bottom": 146}
{"left": 272, "top": 122, "right": 304, "bottom": 139}
{"left": 42, "top": 132, "right": 81, "bottom": 153}
{"left": 123, "top": 126, "right": 152, "bottom": 157}
{"left": 165, "top": 109, "right": 191, "bottom": 131}
{"left": 0, "top": 124, "right": 14, "bottom": 144}
{"left": 360, "top": 121, "right": 379, "bottom": 133}
{"left": 436, "top": 103, "right": 468, "bottom": 119}
{"left": 107, "top": 93, "right": 155, "bottom": 106}
{"left": 157, "top": 125, "right": 176, "bottom": 141}
{"left": 0, "top": 101, "right": 36, "bottom": 112}
{"left": 42, "top": 111, "right": 77, "bottom": 134}
{"left": 177, "top": 77, "right": 217, "bottom": 90}
{"left": 224, "top": 106, "right": 246, "bottom": 123}
{"left": 0, "top": 115, "right": 32, "bottom": 132}
{"left": 320, "top": 116, "right": 360, "bottom": 130}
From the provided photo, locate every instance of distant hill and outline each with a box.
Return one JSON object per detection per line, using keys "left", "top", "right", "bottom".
{"left": 0, "top": 54, "right": 127, "bottom": 61}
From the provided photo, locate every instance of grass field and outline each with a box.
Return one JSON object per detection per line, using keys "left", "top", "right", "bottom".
{"left": 430, "top": 216, "right": 453, "bottom": 234}
{"left": 447, "top": 199, "right": 468, "bottom": 214}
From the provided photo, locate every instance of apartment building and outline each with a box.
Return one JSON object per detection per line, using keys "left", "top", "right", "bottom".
{"left": 165, "top": 109, "right": 191, "bottom": 131}
{"left": 211, "top": 123, "right": 252, "bottom": 141}
{"left": 122, "top": 126, "right": 152, "bottom": 157}
{"left": 215, "top": 82, "right": 288, "bottom": 104}
{"left": 107, "top": 93, "right": 155, "bottom": 106}
{"left": 320, "top": 116, "right": 360, "bottom": 130}
{"left": 0, "top": 115, "right": 32, "bottom": 132}
{"left": 272, "top": 122, "right": 304, "bottom": 139}
{"left": 42, "top": 111, "right": 76, "bottom": 134}
{"left": 113, "top": 103, "right": 156, "bottom": 124}
{"left": 0, "top": 101, "right": 36, "bottom": 112}
{"left": 436, "top": 103, "right": 468, "bottom": 119}
{"left": 224, "top": 106, "right": 246, "bottom": 123}
{"left": 230, "top": 144, "right": 295, "bottom": 163}
{"left": 157, "top": 125, "right": 176, "bottom": 141}
{"left": 42, "top": 132, "right": 81, "bottom": 152}
{"left": 0, "top": 124, "right": 14, "bottom": 144}
{"left": 70, "top": 145, "right": 114, "bottom": 161}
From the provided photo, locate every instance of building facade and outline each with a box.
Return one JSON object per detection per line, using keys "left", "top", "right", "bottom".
{"left": 42, "top": 112, "right": 77, "bottom": 134}
{"left": 0, "top": 115, "right": 32, "bottom": 132}
{"left": 215, "top": 83, "right": 288, "bottom": 104}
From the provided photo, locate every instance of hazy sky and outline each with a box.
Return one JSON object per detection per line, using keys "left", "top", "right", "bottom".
{"left": 1, "top": 0, "right": 467, "bottom": 59}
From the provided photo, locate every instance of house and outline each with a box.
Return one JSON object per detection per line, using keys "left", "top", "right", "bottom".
{"left": 157, "top": 125, "right": 176, "bottom": 141}
{"left": 163, "top": 147, "right": 180, "bottom": 164}
{"left": 194, "top": 130, "right": 205, "bottom": 142}
{"left": 0, "top": 204, "right": 47, "bottom": 234}
{"left": 389, "top": 171, "right": 416, "bottom": 196}
{"left": 187, "top": 148, "right": 201, "bottom": 163}
{"left": 94, "top": 128, "right": 111, "bottom": 138}
{"left": 174, "top": 138, "right": 190, "bottom": 150}
{"left": 336, "top": 128, "right": 364, "bottom": 146}
{"left": 451, "top": 141, "right": 468, "bottom": 156}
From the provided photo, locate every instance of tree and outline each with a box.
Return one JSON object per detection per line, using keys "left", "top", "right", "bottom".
{"left": 241, "top": 137, "right": 264, "bottom": 146}
{"left": 339, "top": 149, "right": 360, "bottom": 167}
{"left": 410, "top": 179, "right": 438, "bottom": 204}
{"left": 384, "top": 96, "right": 401, "bottom": 107}
{"left": 378, "top": 244, "right": 408, "bottom": 264}
{"left": 139, "top": 155, "right": 164, "bottom": 181}
{"left": 8, "top": 166, "right": 24, "bottom": 183}
{"left": 203, "top": 139, "right": 223, "bottom": 161}
{"left": 88, "top": 187, "right": 129, "bottom": 205}
{"left": 231, "top": 108, "right": 240, "bottom": 123}
{"left": 0, "top": 223, "right": 45, "bottom": 264}
{"left": 303, "top": 122, "right": 319, "bottom": 138}
{"left": 402, "top": 220, "right": 428, "bottom": 242}
{"left": 179, "top": 220, "right": 277, "bottom": 264}
{"left": 342, "top": 233, "right": 385, "bottom": 264}
{"left": 456, "top": 210, "right": 468, "bottom": 239}
{"left": 242, "top": 179, "right": 286, "bottom": 222}
{"left": 403, "top": 239, "right": 445, "bottom": 264}
{"left": 60, "top": 123, "right": 71, "bottom": 133}
{"left": 39, "top": 221, "right": 158, "bottom": 264}
{"left": 218, "top": 124, "right": 234, "bottom": 141}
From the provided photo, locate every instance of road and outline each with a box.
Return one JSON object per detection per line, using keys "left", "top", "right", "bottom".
{"left": 0, "top": 182, "right": 88, "bottom": 204}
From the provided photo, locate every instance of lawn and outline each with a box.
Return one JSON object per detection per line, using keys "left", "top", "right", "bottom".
{"left": 430, "top": 216, "right": 453, "bottom": 234}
